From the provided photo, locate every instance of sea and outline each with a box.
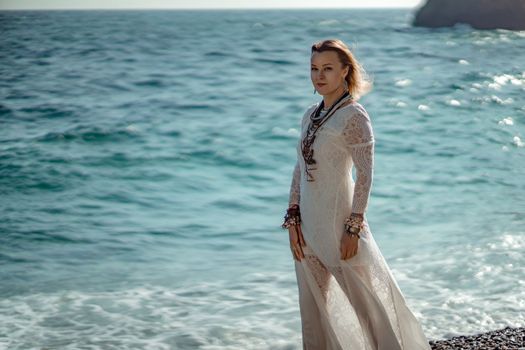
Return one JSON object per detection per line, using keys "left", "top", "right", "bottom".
{"left": 0, "top": 8, "right": 524, "bottom": 350}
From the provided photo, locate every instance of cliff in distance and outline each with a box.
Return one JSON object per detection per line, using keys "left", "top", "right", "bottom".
{"left": 413, "top": 0, "right": 525, "bottom": 30}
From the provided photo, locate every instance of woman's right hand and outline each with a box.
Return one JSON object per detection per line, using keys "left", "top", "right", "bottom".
{"left": 289, "top": 224, "right": 307, "bottom": 261}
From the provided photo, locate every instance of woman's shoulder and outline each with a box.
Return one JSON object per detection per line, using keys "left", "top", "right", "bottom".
{"left": 329, "top": 101, "right": 374, "bottom": 139}
{"left": 338, "top": 100, "right": 370, "bottom": 120}
{"left": 306, "top": 102, "right": 320, "bottom": 115}
{"left": 300, "top": 102, "right": 320, "bottom": 123}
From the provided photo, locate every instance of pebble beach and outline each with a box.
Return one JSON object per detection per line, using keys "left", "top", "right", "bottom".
{"left": 430, "top": 326, "right": 525, "bottom": 349}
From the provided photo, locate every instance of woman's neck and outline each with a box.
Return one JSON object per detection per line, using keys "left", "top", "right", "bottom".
{"left": 322, "top": 86, "right": 349, "bottom": 110}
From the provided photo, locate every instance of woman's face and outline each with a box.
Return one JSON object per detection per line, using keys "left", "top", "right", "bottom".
{"left": 310, "top": 50, "right": 349, "bottom": 96}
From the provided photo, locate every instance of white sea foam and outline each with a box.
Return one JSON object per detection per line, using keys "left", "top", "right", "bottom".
{"left": 387, "top": 98, "right": 407, "bottom": 108}
{"left": 272, "top": 126, "right": 299, "bottom": 137}
{"left": 125, "top": 124, "right": 140, "bottom": 133}
{"left": 395, "top": 79, "right": 412, "bottom": 87}
{"left": 488, "top": 82, "right": 502, "bottom": 90}
{"left": 474, "top": 95, "right": 514, "bottom": 105}
{"left": 486, "top": 74, "right": 525, "bottom": 90}
{"left": 0, "top": 276, "right": 302, "bottom": 350}
{"left": 3, "top": 230, "right": 523, "bottom": 349}
{"left": 393, "top": 231, "right": 525, "bottom": 342}
{"left": 513, "top": 136, "right": 524, "bottom": 147}
{"left": 318, "top": 19, "right": 339, "bottom": 26}
{"left": 500, "top": 233, "right": 525, "bottom": 249}
{"left": 498, "top": 117, "right": 514, "bottom": 125}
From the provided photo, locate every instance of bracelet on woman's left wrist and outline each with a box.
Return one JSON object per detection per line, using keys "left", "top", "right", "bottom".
{"left": 344, "top": 214, "right": 364, "bottom": 238}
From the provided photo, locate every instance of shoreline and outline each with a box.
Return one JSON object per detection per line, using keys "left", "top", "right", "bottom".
{"left": 429, "top": 326, "right": 525, "bottom": 349}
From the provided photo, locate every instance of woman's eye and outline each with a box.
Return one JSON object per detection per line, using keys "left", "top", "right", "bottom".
{"left": 311, "top": 68, "right": 317, "bottom": 71}
{"left": 325, "top": 67, "right": 332, "bottom": 71}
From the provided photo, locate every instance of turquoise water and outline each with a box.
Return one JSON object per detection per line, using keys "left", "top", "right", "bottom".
{"left": 1, "top": 8, "right": 524, "bottom": 349}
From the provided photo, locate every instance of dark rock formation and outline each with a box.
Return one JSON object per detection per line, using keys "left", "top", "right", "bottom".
{"left": 413, "top": 0, "right": 525, "bottom": 30}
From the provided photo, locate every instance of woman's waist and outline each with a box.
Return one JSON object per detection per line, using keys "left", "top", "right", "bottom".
{"left": 300, "top": 177, "right": 350, "bottom": 197}
{"left": 300, "top": 192, "right": 351, "bottom": 215}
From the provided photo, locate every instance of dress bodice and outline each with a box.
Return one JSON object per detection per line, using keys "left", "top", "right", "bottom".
{"left": 289, "top": 100, "right": 375, "bottom": 215}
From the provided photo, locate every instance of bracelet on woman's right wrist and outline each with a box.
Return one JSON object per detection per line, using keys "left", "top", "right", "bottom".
{"left": 281, "top": 205, "right": 301, "bottom": 229}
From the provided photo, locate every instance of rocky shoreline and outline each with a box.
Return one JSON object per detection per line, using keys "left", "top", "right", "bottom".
{"left": 429, "top": 326, "right": 525, "bottom": 349}
{"left": 413, "top": 0, "right": 525, "bottom": 30}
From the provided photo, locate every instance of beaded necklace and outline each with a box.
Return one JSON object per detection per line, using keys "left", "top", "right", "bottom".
{"left": 302, "top": 90, "right": 353, "bottom": 182}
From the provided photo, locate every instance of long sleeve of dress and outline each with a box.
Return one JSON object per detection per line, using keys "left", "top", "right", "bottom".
{"left": 342, "top": 108, "right": 375, "bottom": 214}
{"left": 288, "top": 159, "right": 301, "bottom": 207}
{"left": 288, "top": 104, "right": 316, "bottom": 208}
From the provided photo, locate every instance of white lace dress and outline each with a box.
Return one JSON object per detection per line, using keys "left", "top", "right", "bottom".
{"left": 287, "top": 99, "right": 431, "bottom": 350}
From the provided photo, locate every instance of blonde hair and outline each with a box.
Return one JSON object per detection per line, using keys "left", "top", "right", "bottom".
{"left": 311, "top": 39, "right": 373, "bottom": 100}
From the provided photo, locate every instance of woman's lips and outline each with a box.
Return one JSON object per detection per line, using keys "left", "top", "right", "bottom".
{"left": 317, "top": 83, "right": 326, "bottom": 87}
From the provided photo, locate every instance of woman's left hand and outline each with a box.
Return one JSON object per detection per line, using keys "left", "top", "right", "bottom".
{"left": 340, "top": 233, "right": 359, "bottom": 260}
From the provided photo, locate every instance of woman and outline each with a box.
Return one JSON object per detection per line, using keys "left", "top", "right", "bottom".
{"left": 281, "top": 39, "right": 431, "bottom": 350}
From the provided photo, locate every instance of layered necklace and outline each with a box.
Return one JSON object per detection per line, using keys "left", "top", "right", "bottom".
{"left": 302, "top": 89, "right": 353, "bottom": 182}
